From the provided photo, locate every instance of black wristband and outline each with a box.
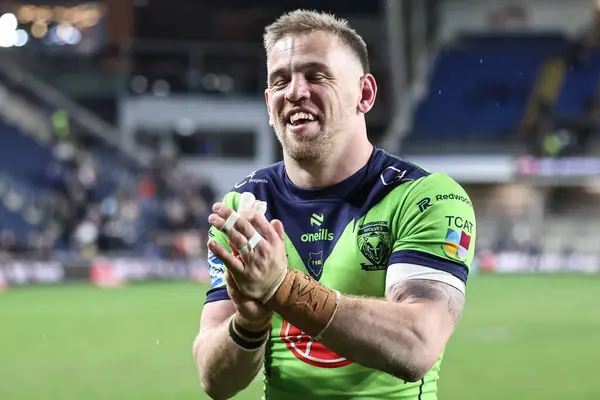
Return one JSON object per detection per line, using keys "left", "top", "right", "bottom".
{"left": 234, "top": 318, "right": 270, "bottom": 339}
{"left": 228, "top": 317, "right": 268, "bottom": 350}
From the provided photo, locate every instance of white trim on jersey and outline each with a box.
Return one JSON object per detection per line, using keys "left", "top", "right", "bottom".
{"left": 385, "top": 263, "right": 466, "bottom": 295}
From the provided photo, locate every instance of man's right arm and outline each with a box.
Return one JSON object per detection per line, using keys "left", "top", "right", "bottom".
{"left": 193, "top": 297, "right": 267, "bottom": 400}
{"left": 193, "top": 189, "right": 273, "bottom": 399}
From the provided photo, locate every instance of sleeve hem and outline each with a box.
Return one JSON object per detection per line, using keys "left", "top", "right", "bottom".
{"left": 205, "top": 287, "right": 231, "bottom": 304}
{"left": 388, "top": 249, "right": 468, "bottom": 283}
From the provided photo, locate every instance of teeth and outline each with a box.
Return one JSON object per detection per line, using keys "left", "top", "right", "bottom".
{"left": 289, "top": 112, "right": 315, "bottom": 124}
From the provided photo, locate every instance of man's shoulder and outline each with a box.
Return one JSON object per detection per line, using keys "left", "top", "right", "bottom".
{"left": 354, "top": 149, "right": 432, "bottom": 210}
{"left": 360, "top": 151, "right": 472, "bottom": 220}
{"left": 374, "top": 150, "right": 431, "bottom": 187}
{"left": 373, "top": 149, "right": 468, "bottom": 195}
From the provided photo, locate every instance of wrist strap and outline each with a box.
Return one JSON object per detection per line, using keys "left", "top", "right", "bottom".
{"left": 313, "top": 290, "right": 341, "bottom": 341}
{"left": 227, "top": 315, "right": 270, "bottom": 351}
{"left": 234, "top": 317, "right": 270, "bottom": 339}
{"left": 265, "top": 269, "right": 339, "bottom": 338}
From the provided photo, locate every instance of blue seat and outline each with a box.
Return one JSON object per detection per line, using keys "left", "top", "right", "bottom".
{"left": 412, "top": 48, "right": 548, "bottom": 141}
{"left": 555, "top": 51, "right": 600, "bottom": 121}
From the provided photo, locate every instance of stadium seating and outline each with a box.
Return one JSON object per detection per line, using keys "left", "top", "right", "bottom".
{"left": 413, "top": 49, "right": 544, "bottom": 140}
{"left": 0, "top": 173, "right": 47, "bottom": 243}
{"left": 410, "top": 33, "right": 595, "bottom": 142}
{"left": 554, "top": 51, "right": 600, "bottom": 121}
{"left": 0, "top": 121, "right": 54, "bottom": 191}
{"left": 0, "top": 82, "right": 166, "bottom": 251}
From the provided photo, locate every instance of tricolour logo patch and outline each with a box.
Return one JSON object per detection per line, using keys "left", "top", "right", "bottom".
{"left": 443, "top": 228, "right": 472, "bottom": 261}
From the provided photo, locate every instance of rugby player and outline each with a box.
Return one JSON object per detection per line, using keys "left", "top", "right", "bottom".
{"left": 193, "top": 9, "right": 476, "bottom": 400}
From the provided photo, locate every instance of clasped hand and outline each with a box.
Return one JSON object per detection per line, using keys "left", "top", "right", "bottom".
{"left": 207, "top": 192, "right": 288, "bottom": 304}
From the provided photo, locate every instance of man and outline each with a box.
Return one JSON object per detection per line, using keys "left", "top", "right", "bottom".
{"left": 193, "top": 9, "right": 476, "bottom": 400}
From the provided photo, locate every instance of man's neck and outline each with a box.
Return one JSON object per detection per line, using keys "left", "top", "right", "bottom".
{"left": 285, "top": 139, "right": 374, "bottom": 189}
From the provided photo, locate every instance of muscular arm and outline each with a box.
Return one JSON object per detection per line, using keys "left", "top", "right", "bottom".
{"left": 193, "top": 301, "right": 266, "bottom": 400}
{"left": 319, "top": 279, "right": 465, "bottom": 382}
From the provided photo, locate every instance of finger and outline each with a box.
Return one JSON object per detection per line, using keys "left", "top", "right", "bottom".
{"left": 270, "top": 219, "right": 285, "bottom": 241}
{"left": 207, "top": 240, "right": 244, "bottom": 275}
{"left": 209, "top": 213, "right": 249, "bottom": 251}
{"left": 253, "top": 201, "right": 267, "bottom": 215}
{"left": 210, "top": 204, "right": 254, "bottom": 249}
{"left": 212, "top": 204, "right": 239, "bottom": 234}
{"left": 238, "top": 192, "right": 256, "bottom": 210}
{"left": 244, "top": 209, "right": 280, "bottom": 243}
{"left": 223, "top": 210, "right": 262, "bottom": 242}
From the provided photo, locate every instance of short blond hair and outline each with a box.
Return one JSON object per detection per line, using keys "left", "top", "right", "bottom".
{"left": 263, "top": 9, "right": 370, "bottom": 73}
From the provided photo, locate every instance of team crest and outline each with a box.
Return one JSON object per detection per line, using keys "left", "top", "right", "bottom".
{"left": 307, "top": 251, "right": 324, "bottom": 280}
{"left": 357, "top": 221, "right": 392, "bottom": 271}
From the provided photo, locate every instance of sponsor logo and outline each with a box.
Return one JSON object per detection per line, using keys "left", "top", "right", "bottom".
{"left": 442, "top": 216, "right": 473, "bottom": 261}
{"left": 380, "top": 166, "right": 409, "bottom": 186}
{"left": 357, "top": 221, "right": 392, "bottom": 271}
{"left": 416, "top": 193, "right": 473, "bottom": 213}
{"left": 233, "top": 171, "right": 268, "bottom": 189}
{"left": 417, "top": 197, "right": 432, "bottom": 213}
{"left": 301, "top": 229, "right": 334, "bottom": 242}
{"left": 310, "top": 213, "right": 324, "bottom": 227}
{"left": 0, "top": 261, "right": 63, "bottom": 285}
{"left": 445, "top": 215, "right": 474, "bottom": 235}
{"left": 435, "top": 193, "right": 473, "bottom": 208}
{"left": 280, "top": 320, "right": 352, "bottom": 368}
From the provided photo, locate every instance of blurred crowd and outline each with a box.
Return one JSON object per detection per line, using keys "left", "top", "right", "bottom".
{"left": 0, "top": 119, "right": 217, "bottom": 261}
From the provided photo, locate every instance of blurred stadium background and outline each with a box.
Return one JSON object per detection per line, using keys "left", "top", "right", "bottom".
{"left": 0, "top": 0, "right": 599, "bottom": 399}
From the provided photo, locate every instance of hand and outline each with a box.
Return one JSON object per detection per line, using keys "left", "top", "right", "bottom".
{"left": 225, "top": 269, "right": 273, "bottom": 330}
{"left": 207, "top": 194, "right": 288, "bottom": 303}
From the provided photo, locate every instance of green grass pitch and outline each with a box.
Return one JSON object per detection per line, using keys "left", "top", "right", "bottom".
{"left": 1, "top": 274, "right": 599, "bottom": 399}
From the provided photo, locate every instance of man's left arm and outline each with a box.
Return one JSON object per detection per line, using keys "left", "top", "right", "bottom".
{"left": 265, "top": 173, "right": 474, "bottom": 382}
{"left": 317, "top": 278, "right": 464, "bottom": 382}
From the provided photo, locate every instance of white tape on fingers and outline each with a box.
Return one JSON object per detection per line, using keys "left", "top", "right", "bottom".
{"left": 253, "top": 201, "right": 267, "bottom": 215}
{"left": 238, "top": 192, "right": 256, "bottom": 210}
{"left": 237, "top": 243, "right": 251, "bottom": 255}
{"left": 247, "top": 231, "right": 263, "bottom": 250}
{"left": 222, "top": 211, "right": 240, "bottom": 234}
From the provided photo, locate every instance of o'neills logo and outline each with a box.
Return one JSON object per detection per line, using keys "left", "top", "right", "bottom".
{"left": 301, "top": 229, "right": 334, "bottom": 242}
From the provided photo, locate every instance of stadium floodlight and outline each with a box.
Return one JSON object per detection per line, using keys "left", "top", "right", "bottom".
{"left": 14, "top": 29, "right": 28, "bottom": 47}
{"left": 0, "top": 13, "right": 19, "bottom": 48}
{"left": 0, "top": 13, "right": 18, "bottom": 32}
{"left": 0, "top": 29, "right": 17, "bottom": 48}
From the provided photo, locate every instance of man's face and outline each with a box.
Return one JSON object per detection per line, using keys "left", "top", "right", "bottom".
{"left": 265, "top": 31, "right": 366, "bottom": 162}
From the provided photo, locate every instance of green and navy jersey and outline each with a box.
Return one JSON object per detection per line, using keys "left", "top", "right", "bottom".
{"left": 205, "top": 147, "right": 476, "bottom": 400}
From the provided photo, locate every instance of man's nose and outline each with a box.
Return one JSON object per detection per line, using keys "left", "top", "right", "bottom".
{"left": 284, "top": 76, "right": 310, "bottom": 102}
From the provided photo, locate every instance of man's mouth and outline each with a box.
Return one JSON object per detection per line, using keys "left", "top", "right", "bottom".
{"left": 287, "top": 111, "right": 318, "bottom": 127}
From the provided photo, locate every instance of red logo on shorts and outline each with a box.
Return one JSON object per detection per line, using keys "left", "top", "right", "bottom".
{"left": 280, "top": 320, "right": 352, "bottom": 368}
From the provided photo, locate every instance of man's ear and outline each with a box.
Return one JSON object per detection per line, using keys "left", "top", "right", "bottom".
{"left": 265, "top": 89, "right": 274, "bottom": 126}
{"left": 357, "top": 73, "right": 377, "bottom": 114}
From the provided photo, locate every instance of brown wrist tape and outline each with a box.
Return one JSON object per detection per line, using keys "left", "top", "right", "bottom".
{"left": 265, "top": 269, "right": 338, "bottom": 338}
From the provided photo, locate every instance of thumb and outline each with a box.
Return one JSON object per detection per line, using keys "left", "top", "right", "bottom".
{"left": 270, "top": 219, "right": 285, "bottom": 241}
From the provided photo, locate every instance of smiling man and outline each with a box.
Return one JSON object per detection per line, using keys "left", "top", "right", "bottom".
{"left": 193, "top": 9, "right": 476, "bottom": 400}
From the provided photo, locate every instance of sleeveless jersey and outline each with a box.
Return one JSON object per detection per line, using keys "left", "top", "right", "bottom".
{"left": 205, "top": 147, "right": 476, "bottom": 399}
